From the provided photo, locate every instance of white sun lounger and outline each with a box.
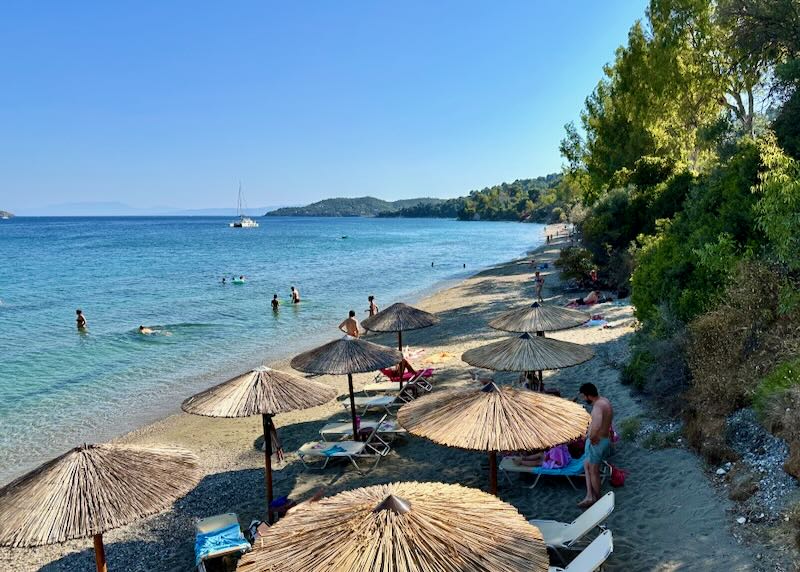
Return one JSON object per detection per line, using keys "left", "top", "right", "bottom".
{"left": 499, "top": 455, "right": 609, "bottom": 490}
{"left": 528, "top": 492, "right": 615, "bottom": 561}
{"left": 298, "top": 420, "right": 391, "bottom": 473}
{"left": 548, "top": 529, "right": 613, "bottom": 572}
{"left": 319, "top": 417, "right": 407, "bottom": 441}
{"left": 364, "top": 370, "right": 434, "bottom": 394}
{"left": 194, "top": 513, "right": 251, "bottom": 572}
{"left": 341, "top": 395, "right": 397, "bottom": 416}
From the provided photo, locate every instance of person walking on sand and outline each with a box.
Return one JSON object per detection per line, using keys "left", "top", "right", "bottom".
{"left": 339, "top": 310, "right": 360, "bottom": 337}
{"left": 75, "top": 309, "right": 87, "bottom": 330}
{"left": 578, "top": 382, "right": 614, "bottom": 509}
{"left": 290, "top": 286, "right": 301, "bottom": 304}
{"left": 367, "top": 295, "right": 378, "bottom": 317}
{"left": 534, "top": 271, "right": 545, "bottom": 302}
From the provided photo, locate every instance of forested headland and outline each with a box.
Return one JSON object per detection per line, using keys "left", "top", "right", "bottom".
{"left": 530, "top": 0, "right": 800, "bottom": 548}
{"left": 378, "top": 174, "right": 574, "bottom": 222}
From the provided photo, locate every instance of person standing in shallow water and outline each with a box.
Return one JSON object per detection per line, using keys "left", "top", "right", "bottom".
{"left": 75, "top": 309, "right": 87, "bottom": 330}
{"left": 271, "top": 294, "right": 280, "bottom": 311}
{"left": 578, "top": 382, "right": 614, "bottom": 509}
{"left": 338, "top": 310, "right": 360, "bottom": 337}
{"left": 367, "top": 295, "right": 378, "bottom": 317}
{"left": 290, "top": 286, "right": 300, "bottom": 304}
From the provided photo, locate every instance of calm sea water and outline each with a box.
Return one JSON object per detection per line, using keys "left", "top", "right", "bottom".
{"left": 0, "top": 216, "right": 543, "bottom": 484}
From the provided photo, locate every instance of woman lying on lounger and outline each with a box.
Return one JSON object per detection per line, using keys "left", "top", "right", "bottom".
{"left": 513, "top": 443, "right": 571, "bottom": 469}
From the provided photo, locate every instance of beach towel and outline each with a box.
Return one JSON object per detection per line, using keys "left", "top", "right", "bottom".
{"left": 533, "top": 454, "right": 587, "bottom": 476}
{"left": 194, "top": 522, "right": 250, "bottom": 566}
{"left": 541, "top": 444, "right": 572, "bottom": 470}
{"left": 584, "top": 319, "right": 609, "bottom": 328}
{"left": 379, "top": 367, "right": 434, "bottom": 382}
{"left": 322, "top": 445, "right": 346, "bottom": 456}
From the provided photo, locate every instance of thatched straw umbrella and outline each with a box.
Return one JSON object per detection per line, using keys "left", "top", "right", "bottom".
{"left": 398, "top": 384, "right": 590, "bottom": 494}
{"left": 0, "top": 444, "right": 199, "bottom": 572}
{"left": 237, "top": 481, "right": 549, "bottom": 572}
{"left": 488, "top": 301, "right": 589, "bottom": 335}
{"left": 462, "top": 332, "right": 594, "bottom": 391}
{"left": 361, "top": 302, "right": 439, "bottom": 351}
{"left": 181, "top": 366, "right": 336, "bottom": 522}
{"left": 291, "top": 336, "right": 402, "bottom": 439}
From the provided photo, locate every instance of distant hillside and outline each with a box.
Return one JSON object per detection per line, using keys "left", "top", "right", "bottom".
{"left": 265, "top": 197, "right": 444, "bottom": 217}
{"left": 379, "top": 174, "right": 571, "bottom": 222}
{"left": 0, "top": 210, "right": 13, "bottom": 218}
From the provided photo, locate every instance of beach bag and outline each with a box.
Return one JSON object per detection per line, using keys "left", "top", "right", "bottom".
{"left": 608, "top": 463, "right": 628, "bottom": 487}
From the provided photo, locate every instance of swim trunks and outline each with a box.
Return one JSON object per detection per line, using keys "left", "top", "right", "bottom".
{"left": 585, "top": 437, "right": 611, "bottom": 464}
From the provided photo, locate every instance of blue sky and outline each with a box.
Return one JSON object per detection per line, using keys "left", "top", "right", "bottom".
{"left": 0, "top": 2, "right": 647, "bottom": 213}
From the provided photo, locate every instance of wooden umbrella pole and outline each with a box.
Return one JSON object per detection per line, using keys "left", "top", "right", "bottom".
{"left": 489, "top": 451, "right": 498, "bottom": 495}
{"left": 93, "top": 533, "right": 107, "bottom": 572}
{"left": 262, "top": 413, "right": 274, "bottom": 524}
{"left": 397, "top": 331, "right": 405, "bottom": 389}
{"left": 347, "top": 373, "right": 360, "bottom": 440}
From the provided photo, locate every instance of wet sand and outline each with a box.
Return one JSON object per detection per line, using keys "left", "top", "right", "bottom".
{"left": 3, "top": 233, "right": 759, "bottom": 571}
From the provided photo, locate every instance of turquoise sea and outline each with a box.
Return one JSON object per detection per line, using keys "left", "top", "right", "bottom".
{"left": 0, "top": 216, "right": 543, "bottom": 484}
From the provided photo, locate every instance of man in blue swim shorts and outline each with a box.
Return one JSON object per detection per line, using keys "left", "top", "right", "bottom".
{"left": 579, "top": 382, "right": 614, "bottom": 509}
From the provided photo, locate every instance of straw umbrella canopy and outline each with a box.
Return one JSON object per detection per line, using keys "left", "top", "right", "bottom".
{"left": 488, "top": 301, "right": 589, "bottom": 335}
{"left": 291, "top": 335, "right": 402, "bottom": 439}
{"left": 462, "top": 332, "right": 594, "bottom": 391}
{"left": 397, "top": 384, "right": 590, "bottom": 494}
{"left": 237, "top": 481, "right": 548, "bottom": 572}
{"left": 0, "top": 444, "right": 199, "bottom": 572}
{"left": 361, "top": 302, "right": 439, "bottom": 351}
{"left": 181, "top": 366, "right": 336, "bottom": 522}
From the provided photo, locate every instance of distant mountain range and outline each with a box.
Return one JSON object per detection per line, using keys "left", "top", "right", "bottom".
{"left": 265, "top": 197, "right": 445, "bottom": 217}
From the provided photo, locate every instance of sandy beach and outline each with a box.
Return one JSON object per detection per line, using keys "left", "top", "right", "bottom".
{"left": 3, "top": 232, "right": 762, "bottom": 572}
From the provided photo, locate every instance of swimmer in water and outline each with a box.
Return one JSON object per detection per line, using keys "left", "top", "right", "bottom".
{"left": 338, "top": 310, "right": 360, "bottom": 337}
{"left": 271, "top": 294, "right": 279, "bottom": 310}
{"left": 139, "top": 325, "right": 154, "bottom": 335}
{"left": 222, "top": 277, "right": 226, "bottom": 284}
{"left": 290, "top": 286, "right": 301, "bottom": 304}
{"left": 76, "top": 309, "right": 87, "bottom": 330}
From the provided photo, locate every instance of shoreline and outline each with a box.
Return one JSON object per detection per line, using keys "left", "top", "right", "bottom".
{"left": 2, "top": 231, "right": 766, "bottom": 571}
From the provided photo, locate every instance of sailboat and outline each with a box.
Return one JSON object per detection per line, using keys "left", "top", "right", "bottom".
{"left": 229, "top": 183, "right": 259, "bottom": 228}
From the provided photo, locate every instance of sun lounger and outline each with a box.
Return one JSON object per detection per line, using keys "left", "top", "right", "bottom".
{"left": 194, "top": 513, "right": 251, "bottom": 571}
{"left": 298, "top": 418, "right": 391, "bottom": 472}
{"left": 363, "top": 371, "right": 432, "bottom": 394}
{"left": 319, "top": 417, "right": 407, "bottom": 441}
{"left": 548, "top": 529, "right": 613, "bottom": 572}
{"left": 374, "top": 367, "right": 434, "bottom": 385}
{"left": 528, "top": 492, "right": 615, "bottom": 560}
{"left": 500, "top": 454, "right": 608, "bottom": 490}
{"left": 341, "top": 395, "right": 398, "bottom": 416}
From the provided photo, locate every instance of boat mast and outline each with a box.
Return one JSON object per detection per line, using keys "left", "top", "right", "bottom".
{"left": 237, "top": 181, "right": 243, "bottom": 217}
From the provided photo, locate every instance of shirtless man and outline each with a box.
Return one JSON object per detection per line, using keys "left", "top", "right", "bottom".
{"left": 290, "top": 286, "right": 301, "bottom": 304}
{"left": 338, "top": 310, "right": 360, "bottom": 337}
{"left": 76, "top": 309, "right": 87, "bottom": 330}
{"left": 367, "top": 295, "right": 378, "bottom": 317}
{"left": 271, "top": 294, "right": 280, "bottom": 311}
{"left": 579, "top": 382, "right": 614, "bottom": 508}
{"left": 138, "top": 325, "right": 154, "bottom": 335}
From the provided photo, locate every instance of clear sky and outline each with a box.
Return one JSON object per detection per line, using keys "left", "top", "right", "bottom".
{"left": 0, "top": 1, "right": 647, "bottom": 213}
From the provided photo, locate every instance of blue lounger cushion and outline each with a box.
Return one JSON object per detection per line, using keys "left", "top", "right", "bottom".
{"left": 195, "top": 522, "right": 251, "bottom": 566}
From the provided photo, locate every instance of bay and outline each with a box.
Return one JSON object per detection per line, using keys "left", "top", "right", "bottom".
{"left": 0, "top": 216, "right": 543, "bottom": 483}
